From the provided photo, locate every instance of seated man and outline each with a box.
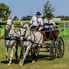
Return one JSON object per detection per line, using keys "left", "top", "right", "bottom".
{"left": 41, "top": 13, "right": 56, "bottom": 39}
{"left": 29, "top": 12, "right": 43, "bottom": 62}
{"left": 43, "top": 13, "right": 55, "bottom": 31}
{"left": 30, "top": 12, "right": 43, "bottom": 31}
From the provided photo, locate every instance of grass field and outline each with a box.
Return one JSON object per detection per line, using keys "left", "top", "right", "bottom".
{"left": 58, "top": 27, "right": 69, "bottom": 36}
{"left": 0, "top": 36, "right": 69, "bottom": 69}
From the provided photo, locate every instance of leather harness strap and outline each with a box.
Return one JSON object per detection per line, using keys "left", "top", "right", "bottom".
{"left": 25, "top": 25, "right": 40, "bottom": 38}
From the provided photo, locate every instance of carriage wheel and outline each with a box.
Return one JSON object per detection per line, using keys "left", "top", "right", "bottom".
{"left": 49, "top": 42, "right": 57, "bottom": 60}
{"left": 56, "top": 37, "right": 65, "bottom": 58}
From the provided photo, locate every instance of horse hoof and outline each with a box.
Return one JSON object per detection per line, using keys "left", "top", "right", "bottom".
{"left": 6, "top": 59, "right": 9, "bottom": 62}
{"left": 19, "top": 63, "right": 23, "bottom": 67}
{"left": 20, "top": 64, "right": 23, "bottom": 67}
{"left": 8, "top": 63, "right": 11, "bottom": 66}
{"left": 19, "top": 61, "right": 21, "bottom": 65}
{"left": 32, "top": 60, "right": 35, "bottom": 63}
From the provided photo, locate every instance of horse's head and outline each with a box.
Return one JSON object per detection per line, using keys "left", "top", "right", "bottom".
{"left": 19, "top": 22, "right": 30, "bottom": 40}
{"left": 19, "top": 22, "right": 28, "bottom": 40}
{"left": 6, "top": 16, "right": 14, "bottom": 30}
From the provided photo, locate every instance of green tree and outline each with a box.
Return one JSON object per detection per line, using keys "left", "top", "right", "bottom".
{"left": 0, "top": 3, "right": 11, "bottom": 20}
{"left": 43, "top": 1, "right": 55, "bottom": 19}
{"left": 13, "top": 16, "right": 19, "bottom": 20}
{"left": 26, "top": 15, "right": 32, "bottom": 20}
{"left": 21, "top": 15, "right": 32, "bottom": 20}
{"left": 55, "top": 15, "right": 64, "bottom": 18}
{"left": 61, "top": 16, "right": 69, "bottom": 20}
{"left": 21, "top": 16, "right": 27, "bottom": 20}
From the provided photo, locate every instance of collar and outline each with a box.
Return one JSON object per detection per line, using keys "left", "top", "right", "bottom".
{"left": 47, "top": 18, "right": 51, "bottom": 21}
{"left": 36, "top": 16, "right": 40, "bottom": 19}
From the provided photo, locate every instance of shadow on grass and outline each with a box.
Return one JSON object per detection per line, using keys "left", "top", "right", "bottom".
{"left": 1, "top": 55, "right": 54, "bottom": 65}
{"left": 38, "top": 55, "right": 51, "bottom": 60}
{"left": 1, "top": 59, "right": 19, "bottom": 64}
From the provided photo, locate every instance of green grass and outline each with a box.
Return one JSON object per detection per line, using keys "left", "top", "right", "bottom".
{"left": 0, "top": 37, "right": 69, "bottom": 69}
{"left": 57, "top": 27, "right": 69, "bottom": 36}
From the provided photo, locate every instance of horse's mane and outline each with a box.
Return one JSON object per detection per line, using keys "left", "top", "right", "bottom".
{"left": 7, "top": 18, "right": 13, "bottom": 21}
{"left": 23, "top": 22, "right": 30, "bottom": 27}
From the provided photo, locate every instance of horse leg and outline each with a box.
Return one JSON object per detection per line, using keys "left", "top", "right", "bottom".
{"left": 20, "top": 47, "right": 24, "bottom": 59}
{"left": 32, "top": 47, "right": 36, "bottom": 63}
{"left": 15, "top": 46, "right": 18, "bottom": 59}
{"left": 32, "top": 46, "right": 39, "bottom": 63}
{"left": 8, "top": 46, "right": 15, "bottom": 65}
{"left": 20, "top": 44, "right": 32, "bottom": 66}
{"left": 35, "top": 46, "right": 39, "bottom": 60}
{"left": 5, "top": 46, "right": 9, "bottom": 61}
{"left": 19, "top": 47, "right": 23, "bottom": 64}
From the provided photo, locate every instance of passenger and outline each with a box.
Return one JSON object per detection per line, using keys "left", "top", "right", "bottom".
{"left": 30, "top": 12, "right": 43, "bottom": 31}
{"left": 43, "top": 13, "right": 55, "bottom": 31}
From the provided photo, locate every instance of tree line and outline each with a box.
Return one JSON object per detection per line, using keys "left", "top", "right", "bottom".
{"left": 11, "top": 15, "right": 69, "bottom": 21}
{"left": 55, "top": 15, "right": 69, "bottom": 20}
{"left": 0, "top": 1, "right": 69, "bottom": 21}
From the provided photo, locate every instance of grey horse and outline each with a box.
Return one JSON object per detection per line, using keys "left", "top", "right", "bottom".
{"left": 19, "top": 22, "right": 44, "bottom": 66}
{"left": 5, "top": 17, "right": 20, "bottom": 65}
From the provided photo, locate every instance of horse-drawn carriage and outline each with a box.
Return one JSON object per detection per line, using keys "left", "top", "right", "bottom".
{"left": 39, "top": 23, "right": 64, "bottom": 60}
{"left": 5, "top": 18, "right": 65, "bottom": 66}
{"left": 26, "top": 23, "right": 65, "bottom": 61}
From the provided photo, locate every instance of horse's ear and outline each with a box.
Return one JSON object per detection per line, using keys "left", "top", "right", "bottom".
{"left": 12, "top": 16, "right": 14, "bottom": 20}
{"left": 21, "top": 22, "right": 23, "bottom": 26}
{"left": 8, "top": 16, "right": 11, "bottom": 19}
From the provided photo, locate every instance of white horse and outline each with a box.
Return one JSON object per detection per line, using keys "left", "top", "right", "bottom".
{"left": 19, "top": 23, "right": 44, "bottom": 66}
{"left": 5, "top": 17, "right": 20, "bottom": 65}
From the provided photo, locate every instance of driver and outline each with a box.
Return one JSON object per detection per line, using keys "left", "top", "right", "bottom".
{"left": 30, "top": 12, "right": 43, "bottom": 31}
{"left": 43, "top": 13, "right": 55, "bottom": 30}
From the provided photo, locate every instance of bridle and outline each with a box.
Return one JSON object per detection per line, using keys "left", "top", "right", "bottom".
{"left": 6, "top": 19, "right": 20, "bottom": 36}
{"left": 6, "top": 19, "right": 13, "bottom": 28}
{"left": 20, "top": 27, "right": 27, "bottom": 37}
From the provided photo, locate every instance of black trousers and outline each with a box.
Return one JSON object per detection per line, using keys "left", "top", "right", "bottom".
{"left": 41, "top": 27, "right": 52, "bottom": 31}
{"left": 30, "top": 26, "right": 39, "bottom": 31}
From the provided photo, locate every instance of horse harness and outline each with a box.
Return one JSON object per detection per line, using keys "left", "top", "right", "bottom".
{"left": 5, "top": 24, "right": 42, "bottom": 45}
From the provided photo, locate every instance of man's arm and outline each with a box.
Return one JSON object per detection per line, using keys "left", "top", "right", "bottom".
{"left": 40, "top": 19, "right": 43, "bottom": 26}
{"left": 30, "top": 16, "right": 34, "bottom": 24}
{"left": 52, "top": 20, "right": 56, "bottom": 26}
{"left": 44, "top": 19, "right": 47, "bottom": 24}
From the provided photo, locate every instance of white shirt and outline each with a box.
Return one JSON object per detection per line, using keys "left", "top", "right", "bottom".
{"left": 30, "top": 16, "right": 43, "bottom": 26}
{"left": 44, "top": 18, "right": 55, "bottom": 28}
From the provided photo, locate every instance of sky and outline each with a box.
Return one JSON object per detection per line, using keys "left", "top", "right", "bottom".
{"left": 0, "top": 0, "right": 69, "bottom": 20}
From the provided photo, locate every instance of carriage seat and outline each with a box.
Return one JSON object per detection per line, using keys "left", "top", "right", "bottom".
{"left": 40, "top": 30, "right": 53, "bottom": 39}
{"left": 40, "top": 30, "right": 59, "bottom": 41}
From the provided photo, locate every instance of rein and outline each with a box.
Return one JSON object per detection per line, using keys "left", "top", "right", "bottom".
{"left": 24, "top": 31, "right": 34, "bottom": 38}
{"left": 8, "top": 29, "right": 20, "bottom": 36}
{"left": 24, "top": 25, "right": 39, "bottom": 38}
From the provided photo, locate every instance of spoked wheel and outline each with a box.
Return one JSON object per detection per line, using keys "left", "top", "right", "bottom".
{"left": 55, "top": 37, "right": 65, "bottom": 58}
{"left": 49, "top": 42, "right": 57, "bottom": 60}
